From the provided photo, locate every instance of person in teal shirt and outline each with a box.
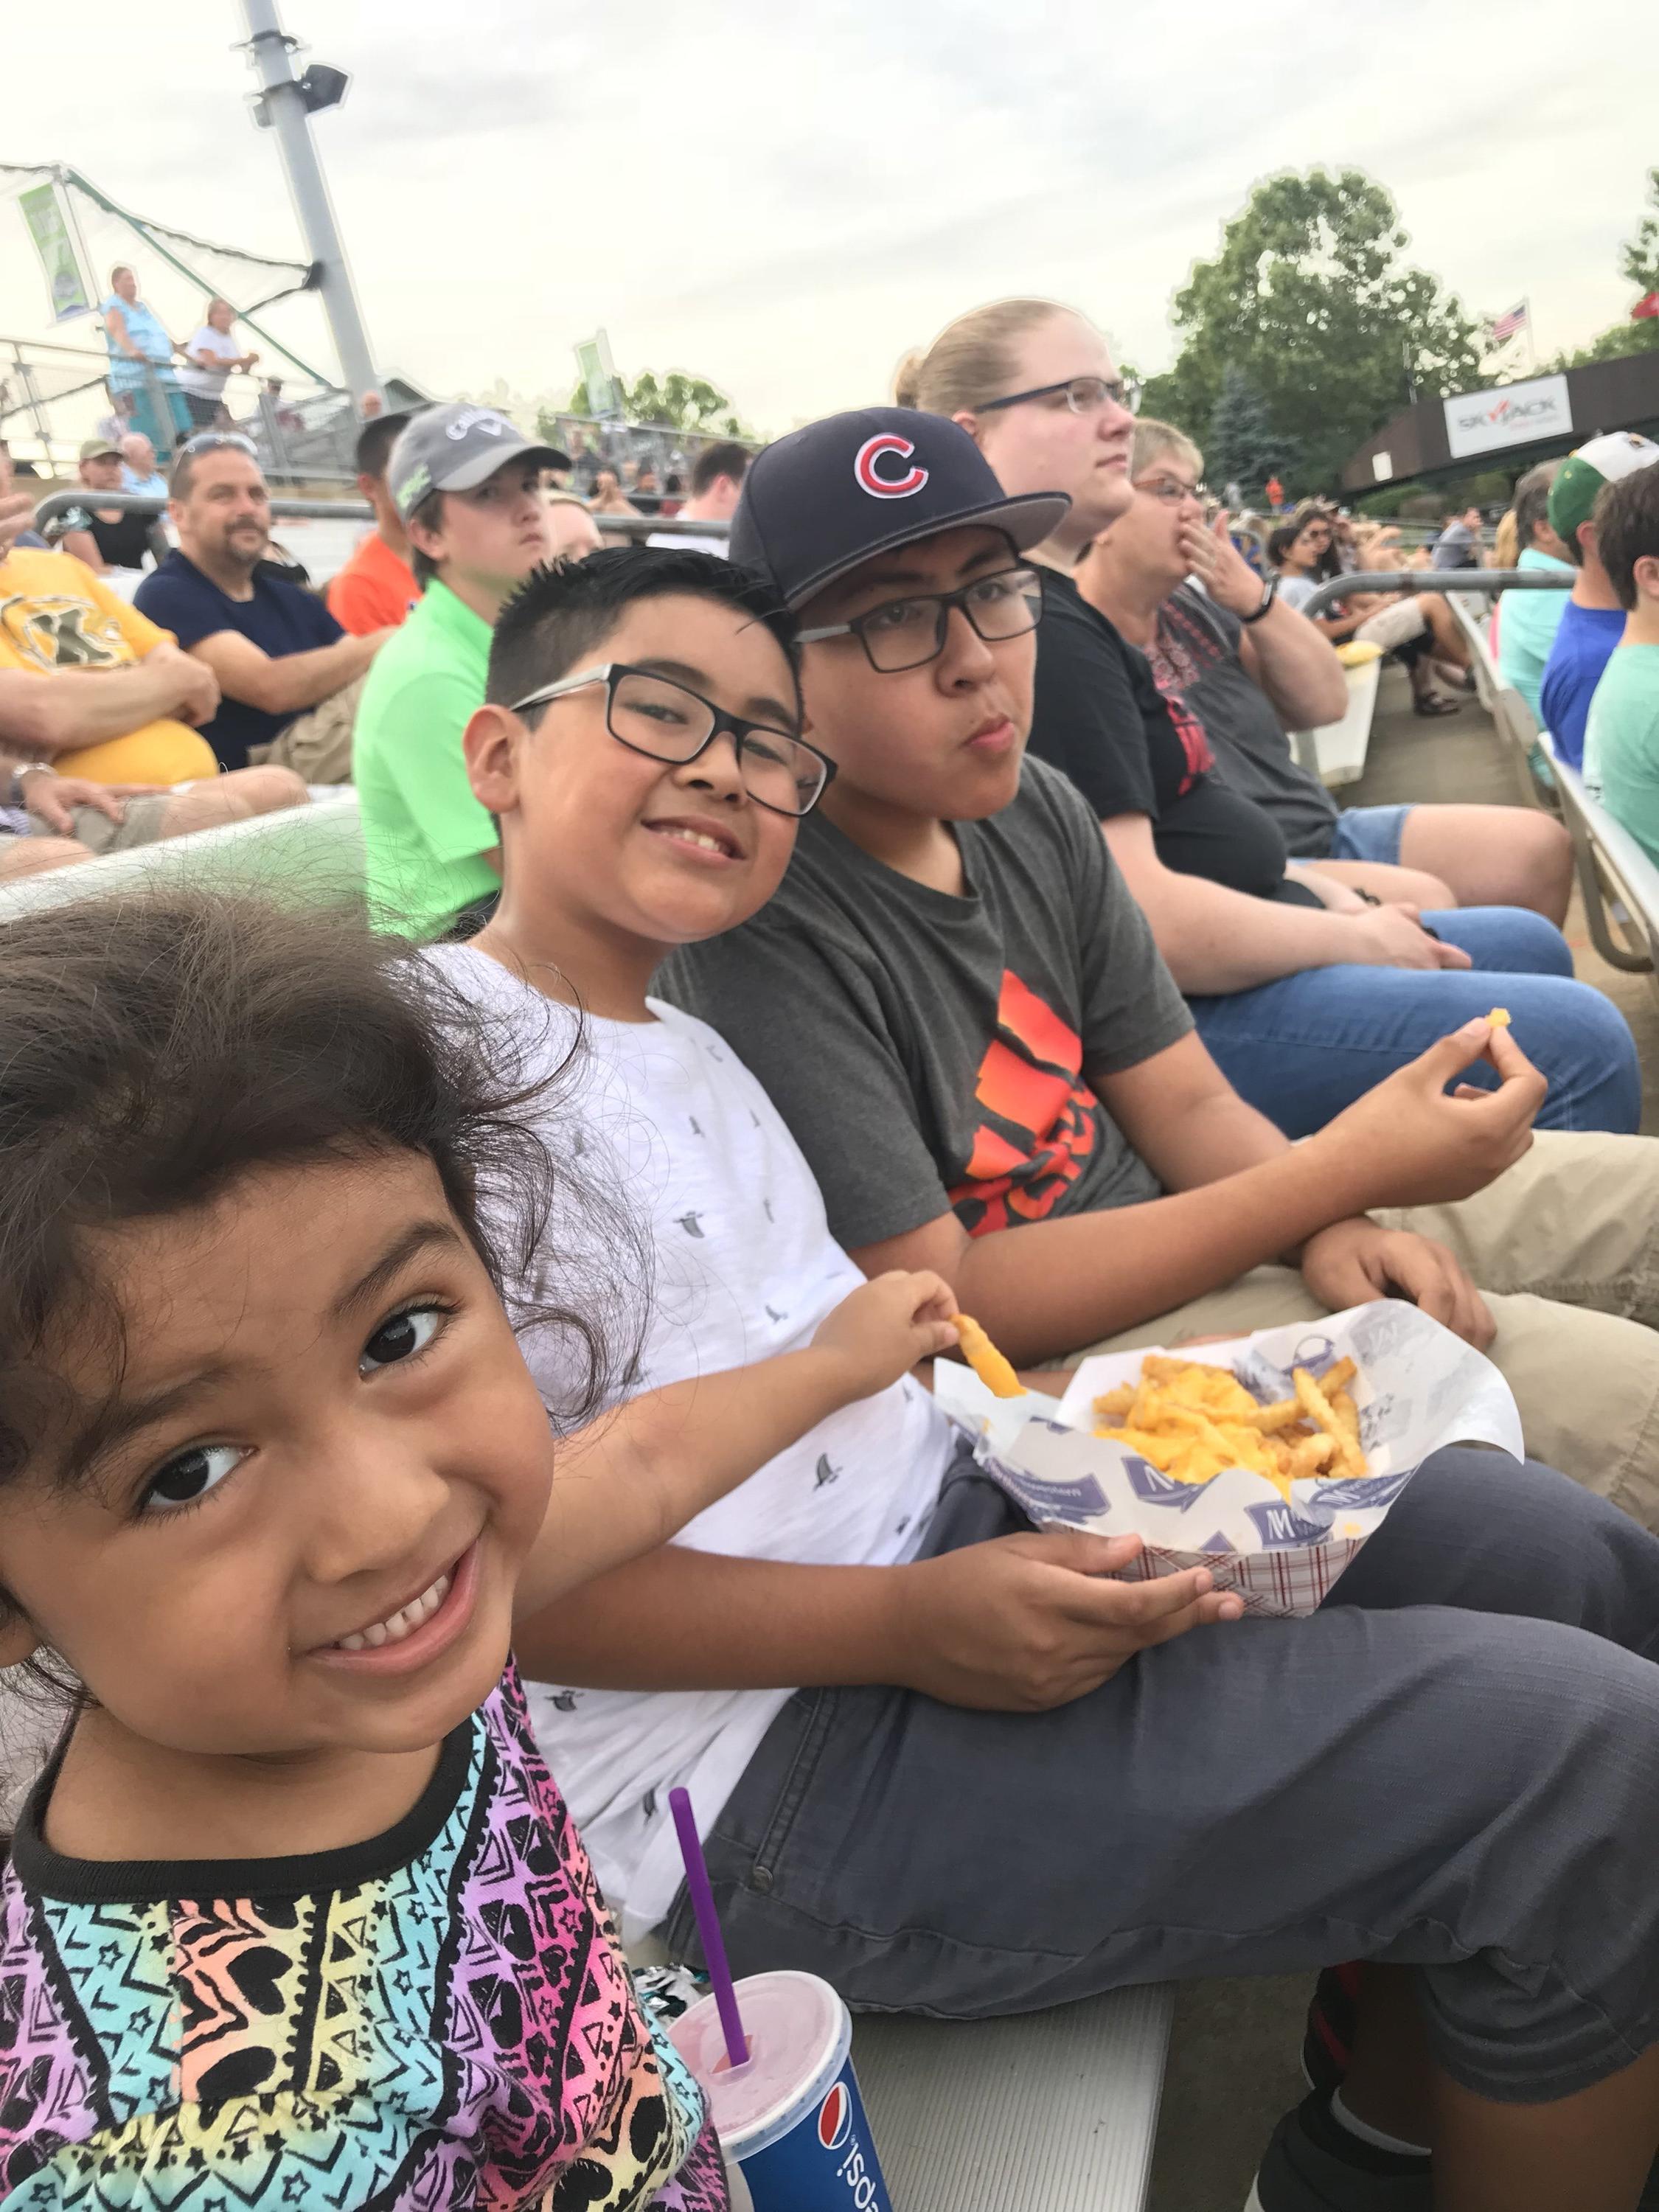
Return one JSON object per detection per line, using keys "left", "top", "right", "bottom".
{"left": 99, "top": 265, "right": 191, "bottom": 454}
{"left": 351, "top": 403, "right": 564, "bottom": 939}
{"left": 1496, "top": 460, "right": 1573, "bottom": 725}
{"left": 1582, "top": 461, "right": 1659, "bottom": 865}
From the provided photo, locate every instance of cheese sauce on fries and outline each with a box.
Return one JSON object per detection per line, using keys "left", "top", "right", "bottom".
{"left": 1093, "top": 1354, "right": 1368, "bottom": 1500}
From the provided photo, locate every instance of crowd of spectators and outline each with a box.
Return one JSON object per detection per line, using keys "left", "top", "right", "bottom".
{"left": 15, "top": 276, "right": 1659, "bottom": 2212}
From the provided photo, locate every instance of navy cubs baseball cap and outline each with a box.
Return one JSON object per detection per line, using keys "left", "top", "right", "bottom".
{"left": 730, "top": 407, "right": 1070, "bottom": 610}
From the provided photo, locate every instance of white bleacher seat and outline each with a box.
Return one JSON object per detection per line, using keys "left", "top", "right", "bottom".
{"left": 1543, "top": 736, "right": 1659, "bottom": 1003}
{"left": 1448, "top": 591, "right": 1562, "bottom": 813}
{"left": 854, "top": 1986, "right": 1173, "bottom": 2211}
{"left": 0, "top": 787, "right": 363, "bottom": 921}
{"left": 1290, "top": 653, "right": 1381, "bottom": 788}
{"left": 1447, "top": 594, "right": 1502, "bottom": 717}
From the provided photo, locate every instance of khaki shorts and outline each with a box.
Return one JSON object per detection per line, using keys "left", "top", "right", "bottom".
{"left": 1067, "top": 1130, "right": 1659, "bottom": 1530}
{"left": 1354, "top": 597, "right": 1428, "bottom": 651}
{"left": 247, "top": 673, "right": 366, "bottom": 787}
{"left": 29, "top": 793, "right": 177, "bottom": 857}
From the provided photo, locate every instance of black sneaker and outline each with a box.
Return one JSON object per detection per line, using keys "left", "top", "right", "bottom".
{"left": 1255, "top": 2084, "right": 1659, "bottom": 2211}
{"left": 1247, "top": 2093, "right": 1430, "bottom": 2211}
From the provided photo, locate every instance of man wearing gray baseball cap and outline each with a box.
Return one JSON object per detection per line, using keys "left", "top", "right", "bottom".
{"left": 354, "top": 403, "right": 567, "bottom": 939}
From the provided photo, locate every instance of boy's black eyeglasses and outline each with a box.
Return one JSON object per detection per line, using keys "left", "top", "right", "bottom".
{"left": 796, "top": 565, "right": 1044, "bottom": 674}
{"left": 509, "top": 663, "right": 835, "bottom": 818}
{"left": 978, "top": 375, "right": 1137, "bottom": 417}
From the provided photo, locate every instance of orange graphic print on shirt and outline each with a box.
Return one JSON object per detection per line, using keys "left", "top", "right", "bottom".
{"left": 950, "top": 970, "right": 1101, "bottom": 1234}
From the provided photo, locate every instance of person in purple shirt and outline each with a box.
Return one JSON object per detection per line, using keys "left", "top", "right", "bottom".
{"left": 1538, "top": 433, "right": 1659, "bottom": 768}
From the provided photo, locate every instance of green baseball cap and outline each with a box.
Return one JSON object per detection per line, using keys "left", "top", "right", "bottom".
{"left": 1548, "top": 431, "right": 1659, "bottom": 549}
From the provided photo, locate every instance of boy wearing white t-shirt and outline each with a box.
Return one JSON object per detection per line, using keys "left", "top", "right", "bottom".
{"left": 427, "top": 548, "right": 1158, "bottom": 1934}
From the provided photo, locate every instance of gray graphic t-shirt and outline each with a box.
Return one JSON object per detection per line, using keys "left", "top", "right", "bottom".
{"left": 660, "top": 756, "right": 1192, "bottom": 1253}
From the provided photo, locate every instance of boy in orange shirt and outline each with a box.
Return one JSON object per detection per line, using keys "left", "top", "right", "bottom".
{"left": 326, "top": 411, "right": 420, "bottom": 636}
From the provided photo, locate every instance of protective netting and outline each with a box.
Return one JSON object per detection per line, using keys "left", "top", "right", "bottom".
{"left": 0, "top": 163, "right": 360, "bottom": 472}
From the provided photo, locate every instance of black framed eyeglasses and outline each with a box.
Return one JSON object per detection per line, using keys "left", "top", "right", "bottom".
{"left": 796, "top": 565, "right": 1044, "bottom": 674}
{"left": 509, "top": 662, "right": 835, "bottom": 818}
{"left": 978, "top": 375, "right": 1138, "bottom": 418}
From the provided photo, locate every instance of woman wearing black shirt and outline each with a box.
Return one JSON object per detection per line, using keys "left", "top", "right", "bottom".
{"left": 1079, "top": 420, "right": 1573, "bottom": 925}
{"left": 895, "top": 296, "right": 1636, "bottom": 1138}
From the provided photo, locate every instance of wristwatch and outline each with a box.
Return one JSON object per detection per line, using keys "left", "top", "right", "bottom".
{"left": 1239, "top": 576, "right": 1279, "bottom": 625}
{"left": 6, "top": 762, "right": 55, "bottom": 806}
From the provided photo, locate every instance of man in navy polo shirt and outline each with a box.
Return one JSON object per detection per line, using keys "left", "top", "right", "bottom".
{"left": 135, "top": 434, "right": 391, "bottom": 775}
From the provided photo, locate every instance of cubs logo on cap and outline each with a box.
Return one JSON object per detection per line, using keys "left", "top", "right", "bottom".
{"left": 817, "top": 2081, "right": 852, "bottom": 2151}
{"left": 854, "top": 433, "right": 928, "bottom": 499}
{"left": 729, "top": 406, "right": 1070, "bottom": 611}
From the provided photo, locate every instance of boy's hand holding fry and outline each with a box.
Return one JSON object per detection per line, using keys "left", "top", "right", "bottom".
{"left": 1313, "top": 1016, "right": 1546, "bottom": 1211}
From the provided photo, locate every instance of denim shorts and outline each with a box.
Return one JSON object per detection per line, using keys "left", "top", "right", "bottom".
{"left": 1326, "top": 801, "right": 1413, "bottom": 867}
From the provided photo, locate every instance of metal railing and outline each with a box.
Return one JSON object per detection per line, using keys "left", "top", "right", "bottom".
{"left": 30, "top": 493, "right": 736, "bottom": 535}
{"left": 1296, "top": 568, "right": 1573, "bottom": 619}
{"left": 32, "top": 489, "right": 372, "bottom": 527}
{"left": 585, "top": 512, "right": 731, "bottom": 541}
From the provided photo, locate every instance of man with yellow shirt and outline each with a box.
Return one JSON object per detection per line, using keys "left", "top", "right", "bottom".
{"left": 0, "top": 531, "right": 222, "bottom": 784}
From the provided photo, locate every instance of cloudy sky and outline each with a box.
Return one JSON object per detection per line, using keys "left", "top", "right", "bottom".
{"left": 4, "top": 0, "right": 1652, "bottom": 433}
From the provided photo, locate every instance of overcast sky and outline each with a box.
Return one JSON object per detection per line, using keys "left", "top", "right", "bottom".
{"left": 4, "top": 0, "right": 1652, "bottom": 433}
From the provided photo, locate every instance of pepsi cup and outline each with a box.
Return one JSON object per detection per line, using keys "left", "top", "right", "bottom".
{"left": 669, "top": 1969, "right": 891, "bottom": 2211}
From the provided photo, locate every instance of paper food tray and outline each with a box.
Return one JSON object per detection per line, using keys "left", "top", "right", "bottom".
{"left": 935, "top": 1303, "right": 1521, "bottom": 1617}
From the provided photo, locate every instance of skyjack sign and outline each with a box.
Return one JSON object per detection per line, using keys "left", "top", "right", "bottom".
{"left": 1443, "top": 374, "right": 1573, "bottom": 459}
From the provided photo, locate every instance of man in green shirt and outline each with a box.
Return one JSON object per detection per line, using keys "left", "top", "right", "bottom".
{"left": 352, "top": 404, "right": 564, "bottom": 937}
{"left": 1583, "top": 456, "right": 1659, "bottom": 866}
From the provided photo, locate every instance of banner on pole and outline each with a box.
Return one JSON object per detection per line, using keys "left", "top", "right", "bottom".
{"left": 17, "top": 179, "right": 96, "bottom": 321}
{"left": 574, "top": 330, "right": 622, "bottom": 420}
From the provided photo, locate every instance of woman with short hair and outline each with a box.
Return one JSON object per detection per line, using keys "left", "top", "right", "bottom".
{"left": 1074, "top": 417, "right": 1573, "bottom": 922}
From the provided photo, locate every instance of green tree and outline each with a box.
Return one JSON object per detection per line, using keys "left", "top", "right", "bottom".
{"left": 1203, "top": 367, "right": 1292, "bottom": 504}
{"left": 1551, "top": 167, "right": 1659, "bottom": 369}
{"left": 621, "top": 370, "right": 747, "bottom": 437}
{"left": 554, "top": 367, "right": 748, "bottom": 438}
{"left": 1140, "top": 168, "right": 1484, "bottom": 493}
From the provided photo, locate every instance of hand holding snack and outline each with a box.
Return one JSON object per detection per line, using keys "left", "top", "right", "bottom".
{"left": 810, "top": 1268, "right": 958, "bottom": 1399}
{"left": 953, "top": 1312, "right": 1026, "bottom": 1397}
{"left": 891, "top": 1528, "right": 1243, "bottom": 1711}
{"left": 1318, "top": 1016, "right": 1545, "bottom": 1208}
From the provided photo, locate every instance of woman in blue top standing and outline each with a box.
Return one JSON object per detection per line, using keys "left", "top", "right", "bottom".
{"left": 100, "top": 262, "right": 192, "bottom": 456}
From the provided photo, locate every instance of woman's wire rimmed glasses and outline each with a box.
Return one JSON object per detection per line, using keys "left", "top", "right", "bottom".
{"left": 978, "top": 375, "right": 1138, "bottom": 417}
{"left": 509, "top": 662, "right": 835, "bottom": 818}
{"left": 796, "top": 565, "right": 1044, "bottom": 675}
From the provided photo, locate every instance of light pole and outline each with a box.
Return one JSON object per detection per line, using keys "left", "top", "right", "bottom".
{"left": 237, "top": 0, "right": 380, "bottom": 407}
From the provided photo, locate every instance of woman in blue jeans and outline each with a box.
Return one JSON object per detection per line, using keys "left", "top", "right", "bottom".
{"left": 905, "top": 292, "right": 1641, "bottom": 1137}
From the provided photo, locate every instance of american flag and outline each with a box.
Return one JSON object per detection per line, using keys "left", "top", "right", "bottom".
{"left": 1489, "top": 302, "right": 1529, "bottom": 344}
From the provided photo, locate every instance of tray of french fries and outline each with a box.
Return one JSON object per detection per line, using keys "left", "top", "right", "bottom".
{"left": 936, "top": 1302, "right": 1523, "bottom": 1618}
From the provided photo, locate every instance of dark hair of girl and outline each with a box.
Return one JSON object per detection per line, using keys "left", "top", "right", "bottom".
{"left": 0, "top": 888, "right": 646, "bottom": 1712}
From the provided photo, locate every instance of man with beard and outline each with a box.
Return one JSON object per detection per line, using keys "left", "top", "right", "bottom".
{"left": 135, "top": 433, "right": 390, "bottom": 774}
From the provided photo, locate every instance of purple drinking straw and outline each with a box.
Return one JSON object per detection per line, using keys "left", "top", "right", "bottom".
{"left": 669, "top": 1786, "right": 749, "bottom": 2069}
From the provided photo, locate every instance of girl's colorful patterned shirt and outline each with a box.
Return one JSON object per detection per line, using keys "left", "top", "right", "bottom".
{"left": 0, "top": 1664, "right": 726, "bottom": 2210}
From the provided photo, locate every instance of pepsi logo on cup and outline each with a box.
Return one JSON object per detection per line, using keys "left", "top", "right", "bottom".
{"left": 816, "top": 2081, "right": 852, "bottom": 2151}
{"left": 853, "top": 434, "right": 928, "bottom": 499}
